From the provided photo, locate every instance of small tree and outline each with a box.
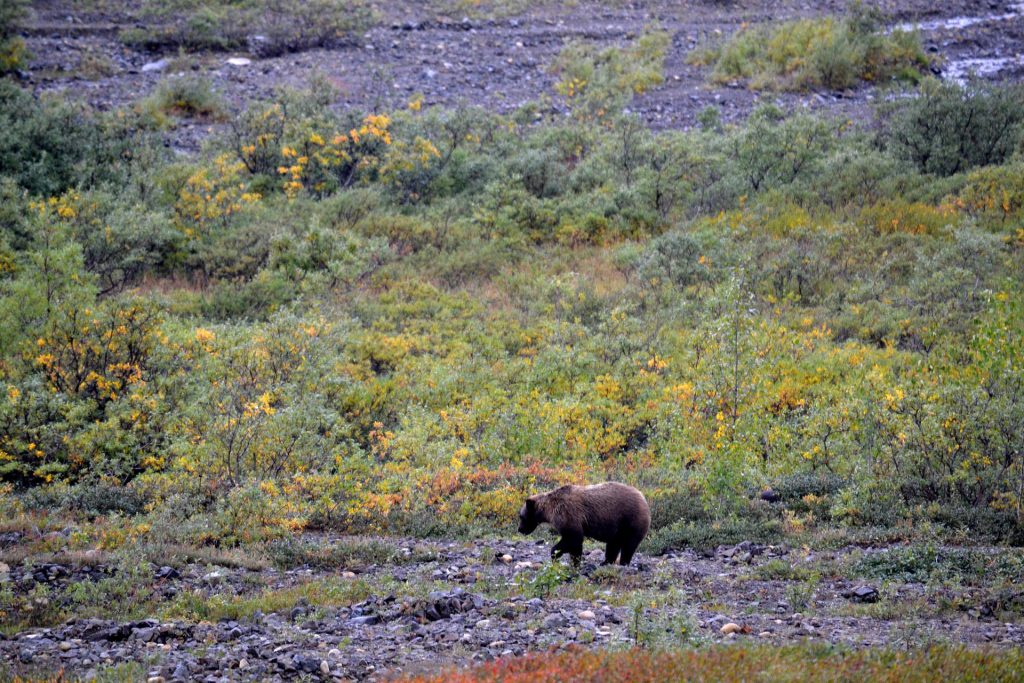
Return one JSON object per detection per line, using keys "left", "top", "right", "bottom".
{"left": 880, "top": 80, "right": 1024, "bottom": 177}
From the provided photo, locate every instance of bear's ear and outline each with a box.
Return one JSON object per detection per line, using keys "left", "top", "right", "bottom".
{"left": 525, "top": 498, "right": 536, "bottom": 512}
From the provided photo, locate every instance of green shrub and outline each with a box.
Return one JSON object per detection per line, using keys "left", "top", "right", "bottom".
{"left": 958, "top": 162, "right": 1024, "bottom": 225}
{"left": 728, "top": 105, "right": 836, "bottom": 193}
{"left": 552, "top": 28, "right": 670, "bottom": 121}
{"left": 646, "top": 517, "right": 783, "bottom": 554}
{"left": 141, "top": 76, "right": 227, "bottom": 121}
{"left": 22, "top": 482, "right": 151, "bottom": 517}
{"left": 769, "top": 473, "right": 847, "bottom": 503}
{"left": 646, "top": 482, "right": 713, "bottom": 532}
{"left": 0, "top": 82, "right": 142, "bottom": 196}
{"left": 0, "top": 0, "right": 28, "bottom": 75}
{"left": 637, "top": 230, "right": 714, "bottom": 289}
{"left": 852, "top": 545, "right": 1024, "bottom": 585}
{"left": 267, "top": 536, "right": 399, "bottom": 569}
{"left": 880, "top": 80, "right": 1024, "bottom": 177}
{"left": 516, "top": 560, "right": 577, "bottom": 598}
{"left": 193, "top": 270, "right": 301, "bottom": 319}
{"left": 929, "top": 505, "right": 1024, "bottom": 545}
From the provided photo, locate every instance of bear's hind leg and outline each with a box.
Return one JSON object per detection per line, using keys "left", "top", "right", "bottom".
{"left": 618, "top": 537, "right": 641, "bottom": 566}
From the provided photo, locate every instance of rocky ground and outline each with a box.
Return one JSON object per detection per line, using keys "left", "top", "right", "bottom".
{"left": 2, "top": 531, "right": 1023, "bottom": 681}
{"left": 16, "top": 0, "right": 1024, "bottom": 151}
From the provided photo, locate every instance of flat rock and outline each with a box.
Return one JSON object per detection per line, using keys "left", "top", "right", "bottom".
{"left": 141, "top": 59, "right": 169, "bottom": 73}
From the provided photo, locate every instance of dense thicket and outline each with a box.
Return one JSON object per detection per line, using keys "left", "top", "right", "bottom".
{"left": 1, "top": 72, "right": 1022, "bottom": 546}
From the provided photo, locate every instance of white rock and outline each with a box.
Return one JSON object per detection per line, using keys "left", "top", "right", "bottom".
{"left": 202, "top": 570, "right": 226, "bottom": 584}
{"left": 141, "top": 59, "right": 169, "bottom": 73}
{"left": 578, "top": 610, "right": 596, "bottom": 620}
{"left": 226, "top": 57, "right": 252, "bottom": 66}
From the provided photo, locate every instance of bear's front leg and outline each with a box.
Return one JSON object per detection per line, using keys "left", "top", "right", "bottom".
{"left": 558, "top": 529, "right": 584, "bottom": 567}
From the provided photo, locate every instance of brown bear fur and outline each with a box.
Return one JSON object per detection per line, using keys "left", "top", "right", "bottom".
{"left": 518, "top": 482, "right": 650, "bottom": 566}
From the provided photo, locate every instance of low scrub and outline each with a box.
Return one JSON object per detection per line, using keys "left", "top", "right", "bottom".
{"left": 138, "top": 76, "right": 227, "bottom": 125}
{"left": 121, "top": 0, "right": 376, "bottom": 55}
{"left": 691, "top": 7, "right": 928, "bottom": 91}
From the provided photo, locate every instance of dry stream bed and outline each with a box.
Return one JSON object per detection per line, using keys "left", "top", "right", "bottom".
{"left": 2, "top": 532, "right": 1023, "bottom": 681}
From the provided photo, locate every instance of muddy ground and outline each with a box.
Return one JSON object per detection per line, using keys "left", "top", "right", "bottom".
{"left": 17, "top": 0, "right": 1024, "bottom": 151}
{"left": 2, "top": 531, "right": 1023, "bottom": 681}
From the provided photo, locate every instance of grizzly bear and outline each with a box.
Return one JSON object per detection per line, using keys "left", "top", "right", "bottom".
{"left": 518, "top": 482, "right": 650, "bottom": 566}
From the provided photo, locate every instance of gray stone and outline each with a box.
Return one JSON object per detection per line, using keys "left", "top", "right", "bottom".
{"left": 848, "top": 585, "right": 879, "bottom": 603}
{"left": 542, "top": 613, "right": 566, "bottom": 630}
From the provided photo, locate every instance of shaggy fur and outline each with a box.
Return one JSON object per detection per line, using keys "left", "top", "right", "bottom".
{"left": 518, "top": 482, "right": 650, "bottom": 566}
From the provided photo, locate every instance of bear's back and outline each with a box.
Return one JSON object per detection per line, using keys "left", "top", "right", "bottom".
{"left": 578, "top": 482, "right": 649, "bottom": 542}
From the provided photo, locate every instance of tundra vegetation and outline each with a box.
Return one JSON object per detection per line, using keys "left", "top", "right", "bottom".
{"left": 0, "top": 13, "right": 1023, "bottom": 680}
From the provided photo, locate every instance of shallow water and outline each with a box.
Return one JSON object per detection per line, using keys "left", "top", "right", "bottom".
{"left": 894, "top": 2, "right": 1024, "bottom": 33}
{"left": 892, "top": 3, "right": 1024, "bottom": 84}
{"left": 945, "top": 55, "right": 1024, "bottom": 85}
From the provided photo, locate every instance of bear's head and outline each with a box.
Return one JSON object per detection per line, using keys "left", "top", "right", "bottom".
{"left": 518, "top": 497, "right": 541, "bottom": 534}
